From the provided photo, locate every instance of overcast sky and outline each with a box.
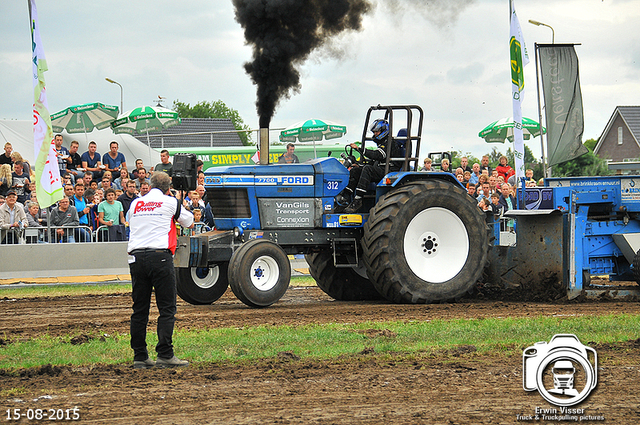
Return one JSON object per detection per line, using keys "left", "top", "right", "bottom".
{"left": 1, "top": 0, "right": 639, "bottom": 163}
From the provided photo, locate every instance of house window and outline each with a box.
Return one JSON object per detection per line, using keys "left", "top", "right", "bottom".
{"left": 618, "top": 127, "right": 623, "bottom": 145}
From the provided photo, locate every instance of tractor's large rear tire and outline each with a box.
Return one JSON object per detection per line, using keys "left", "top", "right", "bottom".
{"left": 362, "top": 180, "right": 488, "bottom": 303}
{"left": 228, "top": 239, "right": 291, "bottom": 308}
{"left": 306, "top": 250, "right": 383, "bottom": 301}
{"left": 176, "top": 264, "right": 229, "bottom": 305}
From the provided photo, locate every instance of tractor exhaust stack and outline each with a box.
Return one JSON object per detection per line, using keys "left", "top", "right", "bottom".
{"left": 259, "top": 127, "right": 269, "bottom": 165}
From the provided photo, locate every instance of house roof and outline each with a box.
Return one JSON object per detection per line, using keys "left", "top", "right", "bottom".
{"left": 595, "top": 106, "right": 640, "bottom": 154}
{"left": 134, "top": 118, "right": 244, "bottom": 149}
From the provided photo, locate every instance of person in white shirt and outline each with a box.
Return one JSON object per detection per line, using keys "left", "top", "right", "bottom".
{"left": 127, "top": 172, "right": 193, "bottom": 369}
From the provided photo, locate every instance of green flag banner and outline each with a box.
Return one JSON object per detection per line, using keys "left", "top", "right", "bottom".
{"left": 29, "top": 0, "right": 63, "bottom": 209}
{"left": 539, "top": 44, "right": 588, "bottom": 167}
{"left": 509, "top": 0, "right": 529, "bottom": 180}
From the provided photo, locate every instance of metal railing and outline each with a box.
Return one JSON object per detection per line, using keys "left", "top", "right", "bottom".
{"left": 1, "top": 225, "right": 108, "bottom": 244}
{"left": 94, "top": 224, "right": 128, "bottom": 242}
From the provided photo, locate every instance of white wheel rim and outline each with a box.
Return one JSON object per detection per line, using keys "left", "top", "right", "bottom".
{"left": 250, "top": 256, "right": 280, "bottom": 291}
{"left": 190, "top": 266, "right": 220, "bottom": 289}
{"left": 403, "top": 207, "right": 469, "bottom": 283}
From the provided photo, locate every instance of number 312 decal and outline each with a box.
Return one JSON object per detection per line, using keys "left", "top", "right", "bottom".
{"left": 326, "top": 181, "right": 339, "bottom": 190}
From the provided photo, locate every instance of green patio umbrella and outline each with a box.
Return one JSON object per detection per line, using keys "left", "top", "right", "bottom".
{"left": 110, "top": 105, "right": 181, "bottom": 137}
{"left": 280, "top": 119, "right": 346, "bottom": 158}
{"left": 478, "top": 117, "right": 546, "bottom": 143}
{"left": 280, "top": 119, "right": 347, "bottom": 143}
{"left": 111, "top": 106, "right": 181, "bottom": 156}
{"left": 51, "top": 102, "right": 119, "bottom": 135}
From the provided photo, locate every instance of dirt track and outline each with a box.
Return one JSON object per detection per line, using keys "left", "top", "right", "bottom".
{"left": 1, "top": 286, "right": 639, "bottom": 424}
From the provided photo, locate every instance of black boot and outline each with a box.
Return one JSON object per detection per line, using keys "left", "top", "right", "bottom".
{"left": 344, "top": 197, "right": 363, "bottom": 213}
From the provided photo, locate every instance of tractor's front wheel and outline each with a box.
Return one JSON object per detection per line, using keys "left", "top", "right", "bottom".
{"left": 176, "top": 264, "right": 229, "bottom": 305}
{"left": 362, "top": 180, "right": 488, "bottom": 303}
{"left": 228, "top": 240, "right": 291, "bottom": 308}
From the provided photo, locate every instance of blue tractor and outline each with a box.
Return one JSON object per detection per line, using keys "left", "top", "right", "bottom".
{"left": 174, "top": 105, "right": 489, "bottom": 307}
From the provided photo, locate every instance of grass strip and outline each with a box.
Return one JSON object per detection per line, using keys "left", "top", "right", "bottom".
{"left": 0, "top": 283, "right": 131, "bottom": 298}
{"left": 0, "top": 276, "right": 315, "bottom": 299}
{"left": 1, "top": 314, "right": 638, "bottom": 370}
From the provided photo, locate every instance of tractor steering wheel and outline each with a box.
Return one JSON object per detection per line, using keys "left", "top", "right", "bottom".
{"left": 345, "top": 144, "right": 364, "bottom": 166}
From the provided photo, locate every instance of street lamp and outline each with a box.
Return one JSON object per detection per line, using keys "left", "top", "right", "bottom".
{"left": 105, "top": 78, "right": 123, "bottom": 113}
{"left": 528, "top": 19, "right": 555, "bottom": 43}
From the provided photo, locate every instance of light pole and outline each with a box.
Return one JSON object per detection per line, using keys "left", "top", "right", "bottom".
{"left": 105, "top": 78, "right": 123, "bottom": 113}
{"left": 528, "top": 19, "right": 555, "bottom": 43}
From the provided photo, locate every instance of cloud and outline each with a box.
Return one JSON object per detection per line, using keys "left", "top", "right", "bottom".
{"left": 2, "top": 0, "right": 640, "bottom": 163}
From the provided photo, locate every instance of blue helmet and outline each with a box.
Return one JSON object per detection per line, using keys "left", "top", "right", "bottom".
{"left": 370, "top": 119, "right": 389, "bottom": 142}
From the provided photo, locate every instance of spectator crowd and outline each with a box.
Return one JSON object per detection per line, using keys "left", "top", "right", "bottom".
{"left": 419, "top": 154, "right": 540, "bottom": 228}
{"left": 1, "top": 135, "right": 538, "bottom": 244}
{"left": 1, "top": 138, "right": 212, "bottom": 244}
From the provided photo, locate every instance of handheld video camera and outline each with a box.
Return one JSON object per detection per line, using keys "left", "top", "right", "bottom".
{"left": 172, "top": 153, "right": 197, "bottom": 192}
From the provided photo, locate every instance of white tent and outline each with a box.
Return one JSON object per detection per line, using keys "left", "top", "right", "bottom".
{"left": 0, "top": 119, "right": 161, "bottom": 169}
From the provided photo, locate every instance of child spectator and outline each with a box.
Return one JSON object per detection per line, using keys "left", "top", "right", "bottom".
{"left": 525, "top": 169, "right": 536, "bottom": 185}
{"left": 193, "top": 208, "right": 203, "bottom": 224}
{"left": 84, "top": 188, "right": 98, "bottom": 231}
{"left": 478, "top": 197, "right": 490, "bottom": 212}
{"left": 462, "top": 171, "right": 471, "bottom": 185}
{"left": 186, "top": 190, "right": 205, "bottom": 211}
{"left": 490, "top": 192, "right": 503, "bottom": 216}
{"left": 113, "top": 168, "right": 129, "bottom": 190}
{"left": 420, "top": 158, "right": 432, "bottom": 171}
{"left": 467, "top": 184, "right": 477, "bottom": 198}
{"left": 440, "top": 158, "right": 451, "bottom": 173}
{"left": 499, "top": 183, "right": 516, "bottom": 231}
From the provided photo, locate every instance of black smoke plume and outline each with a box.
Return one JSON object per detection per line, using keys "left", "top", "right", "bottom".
{"left": 232, "top": 0, "right": 372, "bottom": 128}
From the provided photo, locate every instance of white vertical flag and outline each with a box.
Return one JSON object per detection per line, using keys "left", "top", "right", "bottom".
{"left": 509, "top": 0, "right": 529, "bottom": 181}
{"left": 29, "top": 0, "right": 63, "bottom": 208}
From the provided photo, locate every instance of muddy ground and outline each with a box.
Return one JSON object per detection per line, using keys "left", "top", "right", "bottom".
{"left": 0, "top": 285, "right": 639, "bottom": 424}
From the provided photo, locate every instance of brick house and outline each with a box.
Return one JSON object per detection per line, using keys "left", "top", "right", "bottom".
{"left": 594, "top": 106, "right": 640, "bottom": 162}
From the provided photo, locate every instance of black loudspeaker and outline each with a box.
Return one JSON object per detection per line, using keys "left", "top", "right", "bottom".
{"left": 172, "top": 153, "right": 197, "bottom": 191}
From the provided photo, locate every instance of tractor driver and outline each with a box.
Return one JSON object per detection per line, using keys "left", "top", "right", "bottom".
{"left": 337, "top": 119, "right": 402, "bottom": 213}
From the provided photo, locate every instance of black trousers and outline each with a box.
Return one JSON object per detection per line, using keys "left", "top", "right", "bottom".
{"left": 129, "top": 250, "right": 177, "bottom": 361}
{"left": 347, "top": 165, "right": 386, "bottom": 195}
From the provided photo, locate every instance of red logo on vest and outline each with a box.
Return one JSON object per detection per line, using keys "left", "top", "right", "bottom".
{"left": 133, "top": 201, "right": 163, "bottom": 214}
